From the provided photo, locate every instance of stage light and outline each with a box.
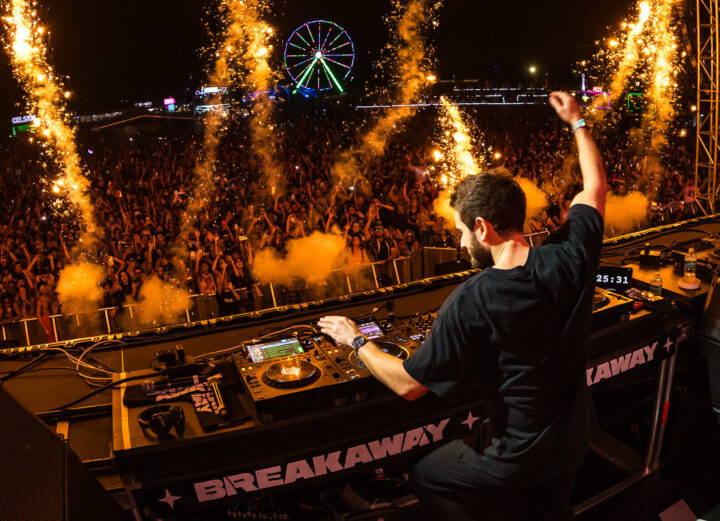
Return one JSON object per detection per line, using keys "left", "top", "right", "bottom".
{"left": 691, "top": 105, "right": 697, "bottom": 112}
{"left": 63, "top": 91, "right": 70, "bottom": 98}
{"left": 679, "top": 129, "right": 687, "bottom": 137}
{"left": 494, "top": 152, "right": 502, "bottom": 160}
{"left": 529, "top": 66, "right": 537, "bottom": 74}
{"left": 426, "top": 74, "right": 436, "bottom": 82}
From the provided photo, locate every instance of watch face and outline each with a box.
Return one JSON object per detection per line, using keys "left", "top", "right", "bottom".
{"left": 352, "top": 335, "right": 367, "bottom": 349}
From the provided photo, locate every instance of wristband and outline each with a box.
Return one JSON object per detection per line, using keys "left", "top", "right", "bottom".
{"left": 571, "top": 119, "right": 587, "bottom": 133}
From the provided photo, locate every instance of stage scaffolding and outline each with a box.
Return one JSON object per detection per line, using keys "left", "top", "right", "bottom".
{"left": 696, "top": 0, "right": 720, "bottom": 213}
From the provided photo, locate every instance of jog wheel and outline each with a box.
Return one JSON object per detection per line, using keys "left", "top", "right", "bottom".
{"left": 262, "top": 360, "right": 320, "bottom": 389}
{"left": 592, "top": 289, "right": 609, "bottom": 311}
{"left": 350, "top": 341, "right": 408, "bottom": 369}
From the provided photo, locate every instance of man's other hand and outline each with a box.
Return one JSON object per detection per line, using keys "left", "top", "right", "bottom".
{"left": 318, "top": 315, "right": 362, "bottom": 346}
{"left": 549, "top": 91, "right": 582, "bottom": 125}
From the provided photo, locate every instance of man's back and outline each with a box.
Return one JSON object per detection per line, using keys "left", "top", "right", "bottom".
{"left": 404, "top": 204, "right": 604, "bottom": 486}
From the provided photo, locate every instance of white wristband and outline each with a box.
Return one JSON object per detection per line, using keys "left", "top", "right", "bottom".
{"left": 571, "top": 119, "right": 587, "bottom": 133}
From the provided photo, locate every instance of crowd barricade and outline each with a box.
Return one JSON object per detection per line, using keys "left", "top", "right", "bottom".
{"left": 421, "top": 247, "right": 465, "bottom": 278}
{"left": 0, "top": 252, "right": 480, "bottom": 347}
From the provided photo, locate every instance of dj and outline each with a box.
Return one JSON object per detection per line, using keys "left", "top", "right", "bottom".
{"left": 318, "top": 91, "right": 606, "bottom": 521}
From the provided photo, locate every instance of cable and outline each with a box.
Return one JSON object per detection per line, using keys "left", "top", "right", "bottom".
{"left": 41, "top": 373, "right": 149, "bottom": 414}
{"left": 257, "top": 324, "right": 316, "bottom": 339}
{"left": 0, "top": 366, "right": 115, "bottom": 377}
{"left": 353, "top": 301, "right": 390, "bottom": 319}
{"left": 73, "top": 339, "right": 125, "bottom": 386}
{"left": 0, "top": 352, "right": 49, "bottom": 385}
{"left": 47, "top": 347, "right": 117, "bottom": 385}
{"left": 194, "top": 343, "right": 244, "bottom": 361}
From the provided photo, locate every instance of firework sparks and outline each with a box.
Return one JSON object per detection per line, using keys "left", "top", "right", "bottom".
{"left": 3, "top": 0, "right": 99, "bottom": 247}
{"left": 332, "top": 0, "right": 441, "bottom": 183}
{"left": 603, "top": 1, "right": 652, "bottom": 112}
{"left": 435, "top": 97, "right": 482, "bottom": 187}
{"left": 643, "top": 0, "right": 682, "bottom": 150}
{"left": 181, "top": 0, "right": 277, "bottom": 249}
{"left": 582, "top": 0, "right": 683, "bottom": 148}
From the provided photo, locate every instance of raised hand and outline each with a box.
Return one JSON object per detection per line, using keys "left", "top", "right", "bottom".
{"left": 548, "top": 91, "right": 582, "bottom": 125}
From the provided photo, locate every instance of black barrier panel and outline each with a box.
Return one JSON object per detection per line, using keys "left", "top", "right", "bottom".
{"left": 3, "top": 321, "right": 27, "bottom": 346}
{"left": 56, "top": 313, "right": 106, "bottom": 342}
{"left": 26, "top": 320, "right": 49, "bottom": 346}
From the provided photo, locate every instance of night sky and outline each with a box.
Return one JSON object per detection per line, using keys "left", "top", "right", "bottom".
{"left": 0, "top": 0, "right": 634, "bottom": 121}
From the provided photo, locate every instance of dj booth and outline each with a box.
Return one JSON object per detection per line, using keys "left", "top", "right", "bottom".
{"left": 2, "top": 215, "right": 720, "bottom": 520}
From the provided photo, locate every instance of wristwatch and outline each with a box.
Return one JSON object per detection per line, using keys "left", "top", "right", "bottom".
{"left": 351, "top": 334, "right": 369, "bottom": 354}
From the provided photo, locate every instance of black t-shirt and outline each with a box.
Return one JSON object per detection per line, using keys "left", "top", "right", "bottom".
{"left": 403, "top": 204, "right": 604, "bottom": 487}
{"left": 217, "top": 291, "right": 239, "bottom": 316}
{"left": 368, "top": 239, "right": 392, "bottom": 262}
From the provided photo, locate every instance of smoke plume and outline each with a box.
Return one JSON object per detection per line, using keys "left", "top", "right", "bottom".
{"left": 605, "top": 191, "right": 649, "bottom": 236}
{"left": 253, "top": 232, "right": 346, "bottom": 285}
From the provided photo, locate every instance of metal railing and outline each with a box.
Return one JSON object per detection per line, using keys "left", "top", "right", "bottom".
{"left": 0, "top": 235, "right": 568, "bottom": 349}
{"left": 0, "top": 248, "right": 473, "bottom": 348}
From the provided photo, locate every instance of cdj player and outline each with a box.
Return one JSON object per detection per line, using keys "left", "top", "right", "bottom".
{"left": 232, "top": 290, "right": 630, "bottom": 423}
{"left": 233, "top": 314, "right": 435, "bottom": 422}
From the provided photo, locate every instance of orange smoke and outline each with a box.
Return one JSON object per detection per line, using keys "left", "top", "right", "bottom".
{"left": 253, "top": 232, "right": 346, "bottom": 284}
{"left": 514, "top": 177, "right": 549, "bottom": 219}
{"left": 433, "top": 189, "right": 455, "bottom": 229}
{"left": 241, "top": 4, "right": 280, "bottom": 193}
{"left": 56, "top": 263, "right": 103, "bottom": 313}
{"left": 605, "top": 191, "right": 649, "bottom": 236}
{"left": 134, "top": 277, "right": 191, "bottom": 326}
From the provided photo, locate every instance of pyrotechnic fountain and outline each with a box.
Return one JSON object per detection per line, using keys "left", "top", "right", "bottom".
{"left": 3, "top": 0, "right": 99, "bottom": 247}
{"left": 3, "top": 0, "right": 105, "bottom": 316}
{"left": 332, "top": 0, "right": 442, "bottom": 184}
{"left": 579, "top": 0, "right": 685, "bottom": 235}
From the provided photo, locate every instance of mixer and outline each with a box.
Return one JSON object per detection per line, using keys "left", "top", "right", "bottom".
{"left": 233, "top": 313, "right": 437, "bottom": 421}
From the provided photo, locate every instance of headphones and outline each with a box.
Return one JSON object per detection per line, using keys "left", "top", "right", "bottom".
{"left": 138, "top": 405, "right": 185, "bottom": 437}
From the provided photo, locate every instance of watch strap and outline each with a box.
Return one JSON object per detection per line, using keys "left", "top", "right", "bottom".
{"left": 351, "top": 334, "right": 368, "bottom": 354}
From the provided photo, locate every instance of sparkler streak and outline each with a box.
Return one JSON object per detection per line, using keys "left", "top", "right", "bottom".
{"left": 3, "top": 0, "right": 100, "bottom": 247}
{"left": 332, "top": 0, "right": 441, "bottom": 183}
{"left": 182, "top": 0, "right": 278, "bottom": 244}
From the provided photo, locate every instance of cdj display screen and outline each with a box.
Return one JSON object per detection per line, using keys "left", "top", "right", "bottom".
{"left": 358, "top": 320, "right": 384, "bottom": 340}
{"left": 246, "top": 338, "right": 305, "bottom": 363}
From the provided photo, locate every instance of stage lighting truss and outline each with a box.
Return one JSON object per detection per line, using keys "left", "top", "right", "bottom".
{"left": 696, "top": 0, "right": 720, "bottom": 213}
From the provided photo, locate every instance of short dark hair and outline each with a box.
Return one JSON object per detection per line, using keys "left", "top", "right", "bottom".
{"left": 450, "top": 173, "right": 526, "bottom": 236}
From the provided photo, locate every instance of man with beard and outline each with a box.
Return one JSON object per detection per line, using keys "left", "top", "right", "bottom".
{"left": 318, "top": 91, "right": 605, "bottom": 520}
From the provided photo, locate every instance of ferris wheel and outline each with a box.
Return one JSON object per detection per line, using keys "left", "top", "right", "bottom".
{"left": 284, "top": 20, "right": 355, "bottom": 93}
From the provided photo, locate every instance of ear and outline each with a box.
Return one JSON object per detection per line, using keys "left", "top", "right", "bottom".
{"left": 473, "top": 217, "right": 487, "bottom": 241}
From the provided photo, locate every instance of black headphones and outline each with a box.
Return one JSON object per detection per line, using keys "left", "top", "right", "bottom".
{"left": 138, "top": 405, "right": 185, "bottom": 437}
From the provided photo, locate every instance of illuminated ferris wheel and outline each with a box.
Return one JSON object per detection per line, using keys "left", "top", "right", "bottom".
{"left": 284, "top": 20, "right": 355, "bottom": 93}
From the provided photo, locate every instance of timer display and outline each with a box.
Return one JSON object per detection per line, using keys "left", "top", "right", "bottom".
{"left": 596, "top": 266, "right": 633, "bottom": 293}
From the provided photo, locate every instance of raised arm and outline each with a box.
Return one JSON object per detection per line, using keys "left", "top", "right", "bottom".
{"left": 549, "top": 91, "right": 607, "bottom": 218}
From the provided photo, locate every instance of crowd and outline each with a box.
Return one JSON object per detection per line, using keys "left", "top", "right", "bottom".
{"left": 0, "top": 105, "right": 698, "bottom": 336}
